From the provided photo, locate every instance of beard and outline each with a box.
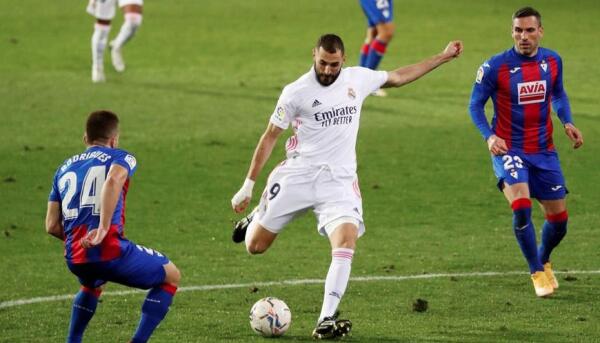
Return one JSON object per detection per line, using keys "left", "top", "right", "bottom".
{"left": 314, "top": 63, "right": 341, "bottom": 86}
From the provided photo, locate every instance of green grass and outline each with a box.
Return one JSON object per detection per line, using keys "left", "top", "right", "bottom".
{"left": 1, "top": 0, "right": 599, "bottom": 342}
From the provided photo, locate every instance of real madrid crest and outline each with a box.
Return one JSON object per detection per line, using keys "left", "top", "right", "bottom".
{"left": 347, "top": 87, "right": 356, "bottom": 99}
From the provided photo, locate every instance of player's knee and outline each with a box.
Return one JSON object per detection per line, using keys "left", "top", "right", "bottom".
{"left": 163, "top": 263, "right": 181, "bottom": 286}
{"left": 246, "top": 241, "right": 268, "bottom": 255}
{"left": 378, "top": 23, "right": 395, "bottom": 41}
{"left": 124, "top": 12, "right": 143, "bottom": 28}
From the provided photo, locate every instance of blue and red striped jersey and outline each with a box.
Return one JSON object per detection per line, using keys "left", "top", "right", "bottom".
{"left": 469, "top": 47, "right": 573, "bottom": 153}
{"left": 49, "top": 145, "right": 137, "bottom": 264}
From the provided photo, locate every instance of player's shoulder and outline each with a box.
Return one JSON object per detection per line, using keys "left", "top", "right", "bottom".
{"left": 539, "top": 47, "right": 562, "bottom": 61}
{"left": 279, "top": 68, "right": 317, "bottom": 98}
{"left": 344, "top": 66, "right": 379, "bottom": 76}
{"left": 481, "top": 49, "right": 512, "bottom": 69}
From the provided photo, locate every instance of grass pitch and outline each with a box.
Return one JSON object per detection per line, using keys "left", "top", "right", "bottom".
{"left": 1, "top": 0, "right": 599, "bottom": 342}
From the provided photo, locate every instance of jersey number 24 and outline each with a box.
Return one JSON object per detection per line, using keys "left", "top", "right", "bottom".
{"left": 58, "top": 166, "right": 106, "bottom": 220}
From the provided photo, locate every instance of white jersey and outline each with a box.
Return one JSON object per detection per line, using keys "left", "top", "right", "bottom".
{"left": 270, "top": 66, "right": 388, "bottom": 174}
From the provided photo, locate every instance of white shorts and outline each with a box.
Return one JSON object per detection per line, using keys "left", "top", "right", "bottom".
{"left": 255, "top": 160, "right": 365, "bottom": 237}
{"left": 86, "top": 0, "right": 143, "bottom": 20}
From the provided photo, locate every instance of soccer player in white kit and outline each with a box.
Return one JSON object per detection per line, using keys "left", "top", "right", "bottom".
{"left": 87, "top": 0, "right": 143, "bottom": 82}
{"left": 231, "top": 34, "right": 463, "bottom": 339}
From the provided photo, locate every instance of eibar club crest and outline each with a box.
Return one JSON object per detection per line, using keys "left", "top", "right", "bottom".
{"left": 540, "top": 60, "right": 548, "bottom": 72}
{"left": 347, "top": 87, "right": 356, "bottom": 99}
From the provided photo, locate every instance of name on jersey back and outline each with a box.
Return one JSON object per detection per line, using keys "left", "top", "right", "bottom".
{"left": 60, "top": 150, "right": 112, "bottom": 172}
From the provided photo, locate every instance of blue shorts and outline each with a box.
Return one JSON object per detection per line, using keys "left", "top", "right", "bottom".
{"left": 360, "top": 0, "right": 393, "bottom": 27}
{"left": 491, "top": 149, "right": 568, "bottom": 200}
{"left": 67, "top": 241, "right": 170, "bottom": 289}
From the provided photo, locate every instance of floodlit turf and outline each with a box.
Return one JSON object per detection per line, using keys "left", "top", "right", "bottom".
{"left": 1, "top": 0, "right": 599, "bottom": 342}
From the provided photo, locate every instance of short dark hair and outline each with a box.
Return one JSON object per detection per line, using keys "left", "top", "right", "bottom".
{"left": 86, "top": 110, "right": 119, "bottom": 143}
{"left": 512, "top": 6, "right": 542, "bottom": 26}
{"left": 316, "top": 34, "right": 345, "bottom": 55}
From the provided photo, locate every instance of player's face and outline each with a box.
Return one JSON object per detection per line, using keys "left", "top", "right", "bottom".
{"left": 512, "top": 16, "right": 543, "bottom": 56}
{"left": 313, "top": 47, "right": 345, "bottom": 86}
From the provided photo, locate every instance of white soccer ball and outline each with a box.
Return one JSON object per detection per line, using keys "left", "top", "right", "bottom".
{"left": 249, "top": 297, "right": 292, "bottom": 337}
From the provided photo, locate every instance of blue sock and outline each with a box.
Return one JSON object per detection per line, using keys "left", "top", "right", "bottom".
{"left": 131, "top": 284, "right": 177, "bottom": 343}
{"left": 538, "top": 211, "right": 568, "bottom": 264}
{"left": 511, "top": 198, "right": 543, "bottom": 273}
{"left": 359, "top": 43, "right": 370, "bottom": 67}
{"left": 67, "top": 287, "right": 101, "bottom": 343}
{"left": 365, "top": 39, "right": 387, "bottom": 70}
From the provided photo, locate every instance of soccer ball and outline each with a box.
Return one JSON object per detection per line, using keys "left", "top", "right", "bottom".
{"left": 249, "top": 297, "right": 292, "bottom": 337}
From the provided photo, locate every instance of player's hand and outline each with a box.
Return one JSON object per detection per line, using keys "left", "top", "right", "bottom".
{"left": 487, "top": 134, "right": 508, "bottom": 156}
{"left": 564, "top": 123, "right": 583, "bottom": 149}
{"left": 81, "top": 228, "right": 108, "bottom": 249}
{"left": 442, "top": 40, "right": 463, "bottom": 61}
{"left": 231, "top": 178, "right": 255, "bottom": 213}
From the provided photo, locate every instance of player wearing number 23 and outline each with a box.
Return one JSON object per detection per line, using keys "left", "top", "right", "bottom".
{"left": 468, "top": 7, "right": 583, "bottom": 297}
{"left": 45, "top": 110, "right": 181, "bottom": 343}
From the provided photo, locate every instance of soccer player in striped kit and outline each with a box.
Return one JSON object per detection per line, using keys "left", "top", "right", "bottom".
{"left": 358, "top": 0, "right": 395, "bottom": 97}
{"left": 45, "top": 111, "right": 181, "bottom": 342}
{"left": 232, "top": 34, "right": 462, "bottom": 339}
{"left": 469, "top": 7, "right": 583, "bottom": 298}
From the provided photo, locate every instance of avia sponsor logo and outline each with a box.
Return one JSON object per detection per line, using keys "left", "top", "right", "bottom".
{"left": 313, "top": 105, "right": 357, "bottom": 128}
{"left": 517, "top": 80, "right": 546, "bottom": 105}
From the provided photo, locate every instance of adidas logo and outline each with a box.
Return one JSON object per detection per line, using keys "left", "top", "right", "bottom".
{"left": 312, "top": 99, "right": 322, "bottom": 107}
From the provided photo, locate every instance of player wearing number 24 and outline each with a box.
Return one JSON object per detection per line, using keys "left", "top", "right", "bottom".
{"left": 468, "top": 7, "right": 583, "bottom": 298}
{"left": 45, "top": 110, "right": 181, "bottom": 343}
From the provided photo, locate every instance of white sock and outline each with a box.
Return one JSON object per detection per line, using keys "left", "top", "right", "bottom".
{"left": 318, "top": 248, "right": 354, "bottom": 322}
{"left": 244, "top": 214, "right": 260, "bottom": 253}
{"left": 91, "top": 23, "right": 111, "bottom": 67}
{"left": 111, "top": 13, "right": 142, "bottom": 49}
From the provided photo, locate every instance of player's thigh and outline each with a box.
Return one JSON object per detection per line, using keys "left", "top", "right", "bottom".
{"left": 314, "top": 175, "right": 365, "bottom": 238}
{"left": 67, "top": 262, "right": 108, "bottom": 289}
{"left": 492, "top": 151, "right": 530, "bottom": 198}
{"left": 360, "top": 0, "right": 393, "bottom": 26}
{"left": 529, "top": 153, "right": 567, "bottom": 201}
{"left": 87, "top": 0, "right": 118, "bottom": 21}
{"left": 256, "top": 166, "right": 314, "bottom": 234}
{"left": 107, "top": 243, "right": 171, "bottom": 289}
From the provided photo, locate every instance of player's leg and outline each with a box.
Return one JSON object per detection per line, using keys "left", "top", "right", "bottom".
{"left": 131, "top": 261, "right": 181, "bottom": 343}
{"left": 529, "top": 153, "right": 568, "bottom": 290}
{"left": 538, "top": 199, "right": 567, "bottom": 289}
{"left": 313, "top": 220, "right": 358, "bottom": 339}
{"left": 65, "top": 263, "right": 106, "bottom": 343}
{"left": 359, "top": 27, "right": 376, "bottom": 67}
{"left": 245, "top": 220, "right": 278, "bottom": 254}
{"left": 503, "top": 182, "right": 552, "bottom": 297}
{"left": 67, "top": 285, "right": 104, "bottom": 343}
{"left": 362, "top": 0, "right": 394, "bottom": 70}
{"left": 365, "top": 21, "right": 394, "bottom": 70}
{"left": 110, "top": 1, "right": 143, "bottom": 72}
{"left": 101, "top": 242, "right": 179, "bottom": 343}
{"left": 87, "top": 0, "right": 117, "bottom": 82}
{"left": 236, "top": 163, "right": 309, "bottom": 254}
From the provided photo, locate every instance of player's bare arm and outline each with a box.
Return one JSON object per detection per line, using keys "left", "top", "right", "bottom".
{"left": 564, "top": 123, "right": 583, "bottom": 149}
{"left": 81, "top": 164, "right": 128, "bottom": 248}
{"left": 45, "top": 201, "right": 64, "bottom": 240}
{"left": 231, "top": 123, "right": 284, "bottom": 213}
{"left": 383, "top": 40, "right": 463, "bottom": 88}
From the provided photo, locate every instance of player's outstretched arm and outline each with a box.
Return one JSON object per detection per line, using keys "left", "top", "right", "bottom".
{"left": 81, "top": 164, "right": 128, "bottom": 248}
{"left": 45, "top": 201, "right": 64, "bottom": 240}
{"left": 564, "top": 123, "right": 584, "bottom": 149}
{"left": 231, "top": 123, "right": 284, "bottom": 213}
{"left": 383, "top": 40, "right": 463, "bottom": 88}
